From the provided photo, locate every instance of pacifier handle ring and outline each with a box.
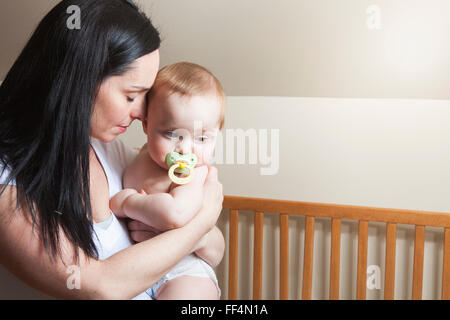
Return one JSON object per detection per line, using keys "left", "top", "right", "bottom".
{"left": 168, "top": 163, "right": 194, "bottom": 185}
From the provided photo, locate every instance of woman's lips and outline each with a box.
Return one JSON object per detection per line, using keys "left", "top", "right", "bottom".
{"left": 118, "top": 126, "right": 128, "bottom": 133}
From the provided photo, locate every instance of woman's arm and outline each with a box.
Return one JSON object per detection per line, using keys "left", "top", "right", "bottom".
{"left": 0, "top": 169, "right": 223, "bottom": 300}
{"left": 128, "top": 221, "right": 225, "bottom": 268}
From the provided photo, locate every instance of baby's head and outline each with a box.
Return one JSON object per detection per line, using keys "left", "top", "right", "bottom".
{"left": 143, "top": 62, "right": 226, "bottom": 170}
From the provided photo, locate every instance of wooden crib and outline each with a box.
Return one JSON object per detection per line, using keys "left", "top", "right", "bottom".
{"left": 222, "top": 196, "right": 450, "bottom": 300}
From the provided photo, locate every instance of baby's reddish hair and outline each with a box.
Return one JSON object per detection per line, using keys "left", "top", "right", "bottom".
{"left": 147, "top": 62, "right": 226, "bottom": 129}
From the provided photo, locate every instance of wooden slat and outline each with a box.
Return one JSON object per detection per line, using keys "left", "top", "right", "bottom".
{"left": 384, "top": 223, "right": 397, "bottom": 300}
{"left": 253, "top": 211, "right": 264, "bottom": 300}
{"left": 329, "top": 218, "right": 341, "bottom": 300}
{"left": 228, "top": 209, "right": 239, "bottom": 300}
{"left": 223, "top": 196, "right": 450, "bottom": 228}
{"left": 302, "top": 216, "right": 315, "bottom": 300}
{"left": 412, "top": 225, "right": 425, "bottom": 300}
{"left": 280, "top": 214, "right": 289, "bottom": 300}
{"left": 356, "top": 220, "right": 369, "bottom": 300}
{"left": 442, "top": 228, "right": 450, "bottom": 300}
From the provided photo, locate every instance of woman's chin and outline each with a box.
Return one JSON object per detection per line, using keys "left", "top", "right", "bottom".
{"left": 90, "top": 132, "right": 117, "bottom": 143}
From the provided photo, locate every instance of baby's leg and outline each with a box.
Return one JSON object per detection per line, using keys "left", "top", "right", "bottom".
{"left": 156, "top": 276, "right": 219, "bottom": 300}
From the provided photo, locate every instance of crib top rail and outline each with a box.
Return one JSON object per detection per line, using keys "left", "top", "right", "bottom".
{"left": 223, "top": 196, "right": 450, "bottom": 228}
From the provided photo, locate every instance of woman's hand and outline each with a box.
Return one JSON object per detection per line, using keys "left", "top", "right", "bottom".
{"left": 193, "top": 166, "right": 224, "bottom": 230}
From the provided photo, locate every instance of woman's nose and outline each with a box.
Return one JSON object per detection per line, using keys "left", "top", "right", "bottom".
{"left": 130, "top": 101, "right": 146, "bottom": 121}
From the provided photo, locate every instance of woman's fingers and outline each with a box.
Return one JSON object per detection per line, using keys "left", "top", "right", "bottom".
{"left": 192, "top": 165, "right": 208, "bottom": 185}
{"left": 206, "top": 166, "right": 218, "bottom": 182}
{"left": 199, "top": 170, "right": 224, "bottom": 229}
{"left": 203, "top": 183, "right": 223, "bottom": 207}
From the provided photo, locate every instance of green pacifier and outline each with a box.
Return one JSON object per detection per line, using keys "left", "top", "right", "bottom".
{"left": 165, "top": 152, "right": 198, "bottom": 185}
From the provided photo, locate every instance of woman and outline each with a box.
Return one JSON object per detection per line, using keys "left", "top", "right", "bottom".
{"left": 0, "top": 0, "right": 224, "bottom": 299}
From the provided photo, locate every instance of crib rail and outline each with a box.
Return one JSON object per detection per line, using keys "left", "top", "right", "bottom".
{"left": 222, "top": 196, "right": 450, "bottom": 300}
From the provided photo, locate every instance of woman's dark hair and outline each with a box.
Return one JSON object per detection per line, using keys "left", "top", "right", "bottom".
{"left": 0, "top": 0, "right": 160, "bottom": 261}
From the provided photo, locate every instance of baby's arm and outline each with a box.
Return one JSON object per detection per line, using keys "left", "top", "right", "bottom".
{"left": 110, "top": 166, "right": 208, "bottom": 231}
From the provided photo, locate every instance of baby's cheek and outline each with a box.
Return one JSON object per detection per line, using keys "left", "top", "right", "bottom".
{"left": 148, "top": 138, "right": 171, "bottom": 167}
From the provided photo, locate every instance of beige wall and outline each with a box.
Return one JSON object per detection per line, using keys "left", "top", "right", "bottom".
{"left": 136, "top": 0, "right": 450, "bottom": 99}
{"left": 2, "top": 0, "right": 450, "bottom": 99}
{"left": 0, "top": 0, "right": 59, "bottom": 79}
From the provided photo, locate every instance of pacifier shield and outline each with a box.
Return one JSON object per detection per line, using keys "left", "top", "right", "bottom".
{"left": 165, "top": 152, "right": 198, "bottom": 174}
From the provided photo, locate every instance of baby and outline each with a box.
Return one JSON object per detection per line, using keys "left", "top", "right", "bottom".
{"left": 110, "top": 62, "right": 225, "bottom": 300}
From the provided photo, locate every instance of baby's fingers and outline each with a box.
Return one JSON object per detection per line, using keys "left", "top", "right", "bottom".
{"left": 130, "top": 231, "right": 155, "bottom": 243}
{"left": 128, "top": 220, "right": 161, "bottom": 233}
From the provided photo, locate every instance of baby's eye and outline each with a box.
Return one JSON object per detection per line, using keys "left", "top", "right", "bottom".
{"left": 126, "top": 96, "right": 136, "bottom": 103}
{"left": 196, "top": 136, "right": 208, "bottom": 143}
{"left": 165, "top": 131, "right": 179, "bottom": 139}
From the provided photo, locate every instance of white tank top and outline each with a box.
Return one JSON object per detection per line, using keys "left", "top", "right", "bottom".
{"left": 0, "top": 138, "right": 151, "bottom": 300}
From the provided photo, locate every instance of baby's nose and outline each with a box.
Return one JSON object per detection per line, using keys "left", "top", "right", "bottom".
{"left": 174, "top": 136, "right": 193, "bottom": 155}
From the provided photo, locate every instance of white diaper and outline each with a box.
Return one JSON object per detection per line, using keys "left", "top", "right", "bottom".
{"left": 145, "top": 254, "right": 221, "bottom": 299}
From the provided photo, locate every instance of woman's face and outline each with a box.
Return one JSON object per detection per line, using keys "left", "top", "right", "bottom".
{"left": 91, "top": 50, "right": 160, "bottom": 142}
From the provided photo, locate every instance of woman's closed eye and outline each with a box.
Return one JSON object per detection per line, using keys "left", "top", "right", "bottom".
{"left": 126, "top": 93, "right": 143, "bottom": 103}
